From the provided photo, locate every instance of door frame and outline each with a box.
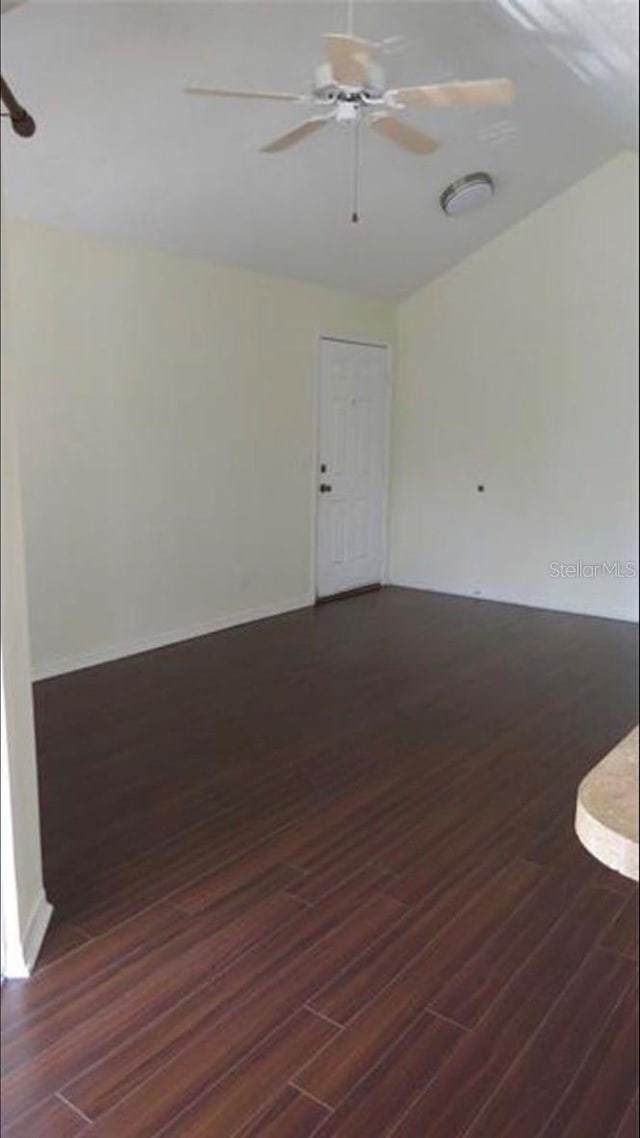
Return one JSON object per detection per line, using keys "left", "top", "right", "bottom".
{"left": 310, "top": 334, "right": 393, "bottom": 602}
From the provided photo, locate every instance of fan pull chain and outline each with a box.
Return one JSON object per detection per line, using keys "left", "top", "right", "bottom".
{"left": 351, "top": 117, "right": 361, "bottom": 223}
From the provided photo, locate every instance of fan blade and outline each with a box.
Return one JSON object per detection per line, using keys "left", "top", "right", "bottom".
{"left": 185, "top": 87, "right": 308, "bottom": 102}
{"left": 324, "top": 34, "right": 374, "bottom": 85}
{"left": 261, "top": 117, "right": 330, "bottom": 153}
{"left": 370, "top": 114, "right": 440, "bottom": 155}
{"left": 389, "top": 78, "right": 516, "bottom": 109}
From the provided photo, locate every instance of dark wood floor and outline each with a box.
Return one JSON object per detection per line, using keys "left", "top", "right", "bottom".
{"left": 1, "top": 587, "right": 638, "bottom": 1138}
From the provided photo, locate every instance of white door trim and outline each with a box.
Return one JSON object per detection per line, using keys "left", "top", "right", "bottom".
{"left": 310, "top": 334, "right": 393, "bottom": 601}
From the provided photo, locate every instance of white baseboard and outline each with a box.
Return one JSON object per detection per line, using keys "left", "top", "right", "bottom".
{"left": 388, "top": 576, "right": 639, "bottom": 624}
{"left": 2, "top": 890, "right": 53, "bottom": 978}
{"left": 24, "top": 892, "right": 54, "bottom": 974}
{"left": 32, "top": 595, "right": 314, "bottom": 681}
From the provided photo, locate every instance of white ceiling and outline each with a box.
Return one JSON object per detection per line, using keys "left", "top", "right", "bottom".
{"left": 1, "top": 1, "right": 637, "bottom": 297}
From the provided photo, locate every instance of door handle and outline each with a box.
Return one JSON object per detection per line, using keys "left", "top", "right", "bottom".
{"left": 319, "top": 483, "right": 332, "bottom": 493}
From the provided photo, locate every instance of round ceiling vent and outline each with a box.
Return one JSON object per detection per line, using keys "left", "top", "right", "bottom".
{"left": 440, "top": 172, "right": 495, "bottom": 216}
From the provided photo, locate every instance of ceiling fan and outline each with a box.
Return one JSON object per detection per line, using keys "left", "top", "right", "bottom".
{"left": 185, "top": 10, "right": 515, "bottom": 220}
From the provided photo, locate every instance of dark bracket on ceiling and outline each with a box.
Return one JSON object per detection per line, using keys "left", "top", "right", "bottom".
{"left": 0, "top": 75, "right": 36, "bottom": 137}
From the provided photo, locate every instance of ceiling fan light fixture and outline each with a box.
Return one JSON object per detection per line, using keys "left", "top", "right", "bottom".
{"left": 440, "top": 172, "right": 495, "bottom": 216}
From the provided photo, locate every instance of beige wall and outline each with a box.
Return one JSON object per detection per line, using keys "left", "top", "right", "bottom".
{"left": 6, "top": 224, "right": 395, "bottom": 678}
{"left": 1, "top": 198, "right": 51, "bottom": 976}
{"left": 390, "top": 152, "right": 639, "bottom": 622}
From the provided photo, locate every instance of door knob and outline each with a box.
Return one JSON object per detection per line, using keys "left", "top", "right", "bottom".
{"left": 319, "top": 483, "right": 332, "bottom": 493}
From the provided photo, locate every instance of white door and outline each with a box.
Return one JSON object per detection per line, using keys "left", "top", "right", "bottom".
{"left": 316, "top": 338, "right": 389, "bottom": 599}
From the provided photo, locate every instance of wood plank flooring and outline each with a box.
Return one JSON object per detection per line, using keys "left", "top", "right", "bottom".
{"left": 1, "top": 587, "right": 638, "bottom": 1137}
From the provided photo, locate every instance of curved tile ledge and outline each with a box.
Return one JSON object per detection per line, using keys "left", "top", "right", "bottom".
{"left": 575, "top": 727, "right": 639, "bottom": 882}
